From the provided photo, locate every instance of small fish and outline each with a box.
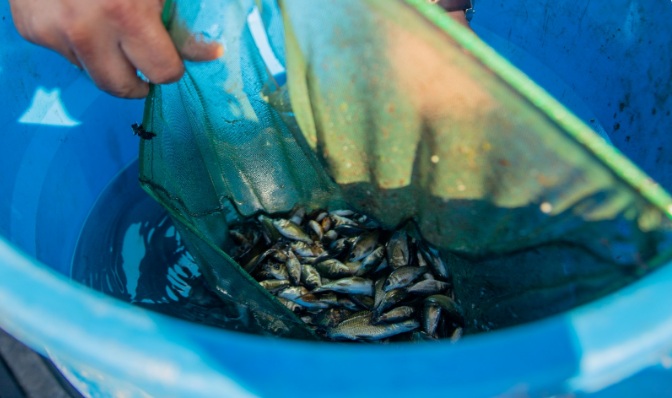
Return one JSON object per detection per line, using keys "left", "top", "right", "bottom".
{"left": 373, "top": 288, "right": 408, "bottom": 318}
{"left": 321, "top": 216, "right": 333, "bottom": 233}
{"left": 375, "top": 306, "right": 415, "bottom": 324}
{"left": 334, "top": 224, "right": 365, "bottom": 237}
{"left": 315, "top": 211, "right": 329, "bottom": 222}
{"left": 347, "top": 295, "right": 374, "bottom": 310}
{"left": 289, "top": 207, "right": 306, "bottom": 226}
{"left": 312, "top": 308, "right": 353, "bottom": 329}
{"left": 315, "top": 293, "right": 340, "bottom": 307}
{"left": 336, "top": 297, "right": 362, "bottom": 311}
{"left": 272, "top": 219, "right": 312, "bottom": 243}
{"left": 330, "top": 209, "right": 356, "bottom": 217}
{"left": 323, "top": 229, "right": 338, "bottom": 241}
{"left": 258, "top": 262, "right": 289, "bottom": 280}
{"left": 450, "top": 327, "right": 463, "bottom": 343}
{"left": 355, "top": 246, "right": 385, "bottom": 276}
{"left": 425, "top": 295, "right": 464, "bottom": 325}
{"left": 291, "top": 241, "right": 324, "bottom": 257}
{"left": 373, "top": 278, "right": 386, "bottom": 309}
{"left": 307, "top": 220, "right": 323, "bottom": 240}
{"left": 285, "top": 251, "right": 302, "bottom": 285}
{"left": 313, "top": 259, "right": 355, "bottom": 279}
{"left": 277, "top": 297, "right": 302, "bottom": 313}
{"left": 419, "top": 244, "right": 451, "bottom": 281}
{"left": 293, "top": 293, "right": 332, "bottom": 310}
{"left": 383, "top": 266, "right": 426, "bottom": 292}
{"left": 349, "top": 230, "right": 380, "bottom": 262}
{"left": 300, "top": 264, "right": 322, "bottom": 289}
{"left": 422, "top": 272, "right": 435, "bottom": 280}
{"left": 259, "top": 279, "right": 290, "bottom": 292}
{"left": 328, "top": 313, "right": 419, "bottom": 342}
{"left": 406, "top": 279, "right": 450, "bottom": 295}
{"left": 313, "top": 277, "right": 374, "bottom": 296}
{"left": 277, "top": 286, "right": 310, "bottom": 302}
{"left": 270, "top": 248, "right": 289, "bottom": 263}
{"left": 387, "top": 230, "right": 410, "bottom": 269}
{"left": 422, "top": 301, "right": 442, "bottom": 337}
{"left": 328, "top": 238, "right": 352, "bottom": 258}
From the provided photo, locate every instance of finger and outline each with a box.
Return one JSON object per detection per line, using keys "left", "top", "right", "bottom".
{"left": 120, "top": 15, "right": 185, "bottom": 85}
{"left": 73, "top": 37, "right": 149, "bottom": 98}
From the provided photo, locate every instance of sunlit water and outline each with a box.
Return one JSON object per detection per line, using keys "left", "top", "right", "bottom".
{"left": 71, "top": 160, "right": 268, "bottom": 335}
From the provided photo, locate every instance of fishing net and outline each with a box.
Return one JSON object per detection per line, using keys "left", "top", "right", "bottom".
{"left": 138, "top": 0, "right": 672, "bottom": 339}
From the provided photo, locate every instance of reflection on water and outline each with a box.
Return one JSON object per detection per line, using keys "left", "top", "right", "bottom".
{"left": 71, "top": 160, "right": 266, "bottom": 334}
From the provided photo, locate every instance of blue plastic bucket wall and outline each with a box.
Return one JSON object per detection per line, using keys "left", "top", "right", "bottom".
{"left": 1, "top": 1, "right": 672, "bottom": 397}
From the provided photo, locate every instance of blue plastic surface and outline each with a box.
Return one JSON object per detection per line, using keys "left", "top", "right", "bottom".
{"left": 1, "top": 1, "right": 672, "bottom": 397}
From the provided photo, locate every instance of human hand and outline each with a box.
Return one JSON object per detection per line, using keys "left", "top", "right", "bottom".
{"left": 9, "top": 0, "right": 223, "bottom": 98}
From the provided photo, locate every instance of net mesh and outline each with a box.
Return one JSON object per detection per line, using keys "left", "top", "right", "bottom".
{"left": 138, "top": 0, "right": 672, "bottom": 337}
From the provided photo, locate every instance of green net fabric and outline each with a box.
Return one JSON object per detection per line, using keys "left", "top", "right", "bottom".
{"left": 138, "top": 0, "right": 672, "bottom": 338}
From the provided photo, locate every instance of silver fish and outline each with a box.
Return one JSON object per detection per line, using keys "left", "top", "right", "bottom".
{"left": 355, "top": 246, "right": 385, "bottom": 276}
{"left": 277, "top": 297, "right": 302, "bottom": 313}
{"left": 314, "top": 259, "right": 355, "bottom": 279}
{"left": 321, "top": 216, "right": 333, "bottom": 233}
{"left": 383, "top": 266, "right": 426, "bottom": 292}
{"left": 450, "top": 327, "right": 463, "bottom": 343}
{"left": 334, "top": 224, "right": 365, "bottom": 237}
{"left": 315, "top": 211, "right": 329, "bottom": 222}
{"left": 348, "top": 295, "right": 374, "bottom": 310}
{"left": 258, "top": 262, "right": 289, "bottom": 280}
{"left": 328, "top": 238, "right": 352, "bottom": 257}
{"left": 386, "top": 230, "right": 410, "bottom": 269}
{"left": 307, "top": 220, "right": 323, "bottom": 240}
{"left": 273, "top": 219, "right": 312, "bottom": 243}
{"left": 373, "top": 288, "right": 408, "bottom": 318}
{"left": 373, "top": 278, "right": 386, "bottom": 309}
{"left": 323, "top": 229, "right": 338, "bottom": 241}
{"left": 289, "top": 207, "right": 306, "bottom": 226}
{"left": 285, "top": 251, "right": 302, "bottom": 285}
{"left": 328, "top": 313, "right": 419, "bottom": 342}
{"left": 406, "top": 279, "right": 450, "bottom": 295}
{"left": 312, "top": 308, "right": 353, "bottom": 329}
{"left": 349, "top": 230, "right": 380, "bottom": 262}
{"left": 300, "top": 264, "right": 322, "bottom": 289}
{"left": 425, "top": 294, "right": 464, "bottom": 324}
{"left": 419, "top": 244, "right": 450, "bottom": 281}
{"left": 336, "top": 297, "right": 362, "bottom": 311}
{"left": 259, "top": 279, "right": 290, "bottom": 292}
{"left": 292, "top": 293, "right": 331, "bottom": 310}
{"left": 315, "top": 293, "right": 340, "bottom": 307}
{"left": 422, "top": 301, "right": 442, "bottom": 337}
{"left": 278, "top": 286, "right": 310, "bottom": 302}
{"left": 290, "top": 241, "right": 324, "bottom": 257}
{"left": 313, "top": 277, "right": 374, "bottom": 296}
{"left": 375, "top": 306, "right": 415, "bottom": 324}
{"left": 330, "top": 209, "right": 356, "bottom": 217}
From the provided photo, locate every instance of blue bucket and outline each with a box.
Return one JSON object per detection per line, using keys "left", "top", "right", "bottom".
{"left": 2, "top": 1, "right": 672, "bottom": 396}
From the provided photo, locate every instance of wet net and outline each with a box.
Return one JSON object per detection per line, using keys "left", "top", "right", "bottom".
{"left": 138, "top": 0, "right": 672, "bottom": 339}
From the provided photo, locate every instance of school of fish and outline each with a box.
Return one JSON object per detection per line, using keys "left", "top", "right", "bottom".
{"left": 228, "top": 208, "right": 465, "bottom": 343}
